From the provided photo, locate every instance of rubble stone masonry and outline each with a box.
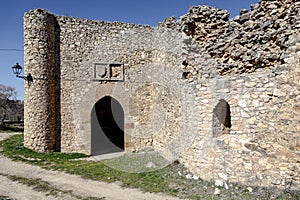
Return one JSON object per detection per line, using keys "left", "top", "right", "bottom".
{"left": 24, "top": 0, "right": 299, "bottom": 189}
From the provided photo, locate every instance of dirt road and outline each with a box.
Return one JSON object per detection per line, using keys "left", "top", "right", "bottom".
{"left": 0, "top": 132, "right": 180, "bottom": 200}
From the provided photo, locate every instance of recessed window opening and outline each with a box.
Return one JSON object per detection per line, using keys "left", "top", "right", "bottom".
{"left": 212, "top": 99, "right": 231, "bottom": 137}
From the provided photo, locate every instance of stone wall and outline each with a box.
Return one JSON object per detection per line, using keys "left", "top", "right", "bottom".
{"left": 160, "top": 0, "right": 298, "bottom": 75}
{"left": 24, "top": 0, "right": 299, "bottom": 190}
{"left": 160, "top": 0, "right": 300, "bottom": 189}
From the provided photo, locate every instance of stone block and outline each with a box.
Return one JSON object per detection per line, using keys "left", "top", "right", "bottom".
{"left": 273, "top": 88, "right": 286, "bottom": 97}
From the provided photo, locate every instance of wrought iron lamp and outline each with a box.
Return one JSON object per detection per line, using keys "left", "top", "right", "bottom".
{"left": 12, "top": 63, "right": 33, "bottom": 86}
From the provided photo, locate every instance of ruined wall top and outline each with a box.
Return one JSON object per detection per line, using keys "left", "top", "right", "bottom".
{"left": 159, "top": 0, "right": 299, "bottom": 75}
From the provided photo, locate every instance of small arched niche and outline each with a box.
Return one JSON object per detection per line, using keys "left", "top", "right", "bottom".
{"left": 91, "top": 96, "right": 124, "bottom": 155}
{"left": 212, "top": 99, "right": 231, "bottom": 137}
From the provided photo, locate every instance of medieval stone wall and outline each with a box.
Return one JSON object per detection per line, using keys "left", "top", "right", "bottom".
{"left": 160, "top": 0, "right": 299, "bottom": 75}
{"left": 56, "top": 15, "right": 156, "bottom": 153}
{"left": 161, "top": 0, "right": 300, "bottom": 189}
{"left": 24, "top": 0, "right": 299, "bottom": 190}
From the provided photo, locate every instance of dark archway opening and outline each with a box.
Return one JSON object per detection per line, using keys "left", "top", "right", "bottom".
{"left": 212, "top": 99, "right": 231, "bottom": 137}
{"left": 91, "top": 96, "right": 124, "bottom": 155}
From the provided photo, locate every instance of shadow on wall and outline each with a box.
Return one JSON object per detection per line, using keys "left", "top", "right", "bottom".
{"left": 54, "top": 17, "right": 61, "bottom": 151}
{"left": 91, "top": 96, "right": 124, "bottom": 155}
{"left": 212, "top": 99, "right": 231, "bottom": 137}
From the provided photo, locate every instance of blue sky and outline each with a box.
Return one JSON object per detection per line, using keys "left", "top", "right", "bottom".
{"left": 0, "top": 0, "right": 258, "bottom": 100}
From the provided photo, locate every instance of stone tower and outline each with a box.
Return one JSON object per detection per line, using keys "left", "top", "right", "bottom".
{"left": 24, "top": 9, "right": 60, "bottom": 152}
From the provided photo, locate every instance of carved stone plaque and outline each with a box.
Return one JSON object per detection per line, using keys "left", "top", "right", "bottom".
{"left": 93, "top": 62, "right": 124, "bottom": 81}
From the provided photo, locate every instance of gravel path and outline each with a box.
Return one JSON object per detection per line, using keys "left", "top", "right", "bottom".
{"left": 0, "top": 132, "right": 180, "bottom": 200}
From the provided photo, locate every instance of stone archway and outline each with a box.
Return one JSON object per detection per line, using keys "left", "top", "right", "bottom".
{"left": 91, "top": 96, "right": 124, "bottom": 155}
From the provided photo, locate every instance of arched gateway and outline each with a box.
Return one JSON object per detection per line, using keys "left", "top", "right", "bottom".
{"left": 91, "top": 96, "right": 124, "bottom": 155}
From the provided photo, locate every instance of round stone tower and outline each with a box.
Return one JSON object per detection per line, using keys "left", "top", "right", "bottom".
{"left": 23, "top": 9, "right": 60, "bottom": 152}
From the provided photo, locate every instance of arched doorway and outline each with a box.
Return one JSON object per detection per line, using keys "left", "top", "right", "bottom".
{"left": 91, "top": 96, "right": 124, "bottom": 155}
{"left": 212, "top": 99, "right": 231, "bottom": 137}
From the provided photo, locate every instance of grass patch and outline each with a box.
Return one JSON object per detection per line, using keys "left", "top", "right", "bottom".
{"left": 1, "top": 173, "right": 104, "bottom": 200}
{"left": 1, "top": 134, "right": 87, "bottom": 162}
{"left": 101, "top": 151, "right": 170, "bottom": 173}
{"left": 1, "top": 134, "right": 299, "bottom": 200}
{"left": 6, "top": 175, "right": 59, "bottom": 195}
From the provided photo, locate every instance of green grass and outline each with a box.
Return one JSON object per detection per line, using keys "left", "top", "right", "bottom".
{"left": 101, "top": 151, "right": 171, "bottom": 173}
{"left": 0, "top": 134, "right": 87, "bottom": 162}
{"left": 6, "top": 175, "right": 60, "bottom": 196}
{"left": 1, "top": 134, "right": 299, "bottom": 200}
{"left": 1, "top": 173, "right": 104, "bottom": 200}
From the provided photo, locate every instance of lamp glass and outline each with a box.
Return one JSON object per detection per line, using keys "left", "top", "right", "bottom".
{"left": 12, "top": 63, "right": 22, "bottom": 75}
